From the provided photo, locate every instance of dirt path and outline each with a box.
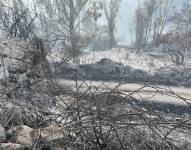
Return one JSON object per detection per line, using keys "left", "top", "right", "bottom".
{"left": 57, "top": 79, "right": 191, "bottom": 107}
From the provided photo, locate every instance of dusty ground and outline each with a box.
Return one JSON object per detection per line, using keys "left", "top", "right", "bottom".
{"left": 56, "top": 48, "right": 191, "bottom": 110}
{"left": 56, "top": 79, "right": 191, "bottom": 149}
{"left": 80, "top": 48, "right": 170, "bottom": 73}
{"left": 53, "top": 48, "right": 191, "bottom": 149}
{"left": 57, "top": 79, "right": 191, "bottom": 106}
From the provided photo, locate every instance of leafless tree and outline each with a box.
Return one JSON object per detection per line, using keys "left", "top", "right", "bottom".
{"left": 36, "top": 0, "right": 90, "bottom": 61}
{"left": 0, "top": 0, "right": 37, "bottom": 39}
{"left": 159, "top": 32, "right": 187, "bottom": 65}
{"left": 156, "top": 1, "right": 191, "bottom": 65}
{"left": 103, "top": 0, "right": 121, "bottom": 49}
{"left": 134, "top": 0, "right": 174, "bottom": 48}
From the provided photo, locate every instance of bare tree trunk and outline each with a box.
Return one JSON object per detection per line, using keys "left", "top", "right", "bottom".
{"left": 109, "top": 21, "right": 115, "bottom": 49}
{"left": 69, "top": 0, "right": 77, "bottom": 60}
{"left": 103, "top": 0, "right": 121, "bottom": 50}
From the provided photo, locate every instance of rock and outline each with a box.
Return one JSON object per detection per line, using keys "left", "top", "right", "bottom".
{"left": 0, "top": 143, "right": 25, "bottom": 150}
{"left": 0, "top": 124, "right": 5, "bottom": 142}
{"left": 97, "top": 58, "right": 114, "bottom": 65}
{"left": 91, "top": 59, "right": 125, "bottom": 76}
{"left": 7, "top": 125, "right": 33, "bottom": 147}
{"left": 32, "top": 124, "right": 64, "bottom": 143}
{"left": 32, "top": 124, "right": 76, "bottom": 148}
{"left": 97, "top": 58, "right": 123, "bottom": 66}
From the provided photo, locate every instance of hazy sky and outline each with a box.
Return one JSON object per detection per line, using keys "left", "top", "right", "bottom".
{"left": 116, "top": 0, "right": 183, "bottom": 44}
